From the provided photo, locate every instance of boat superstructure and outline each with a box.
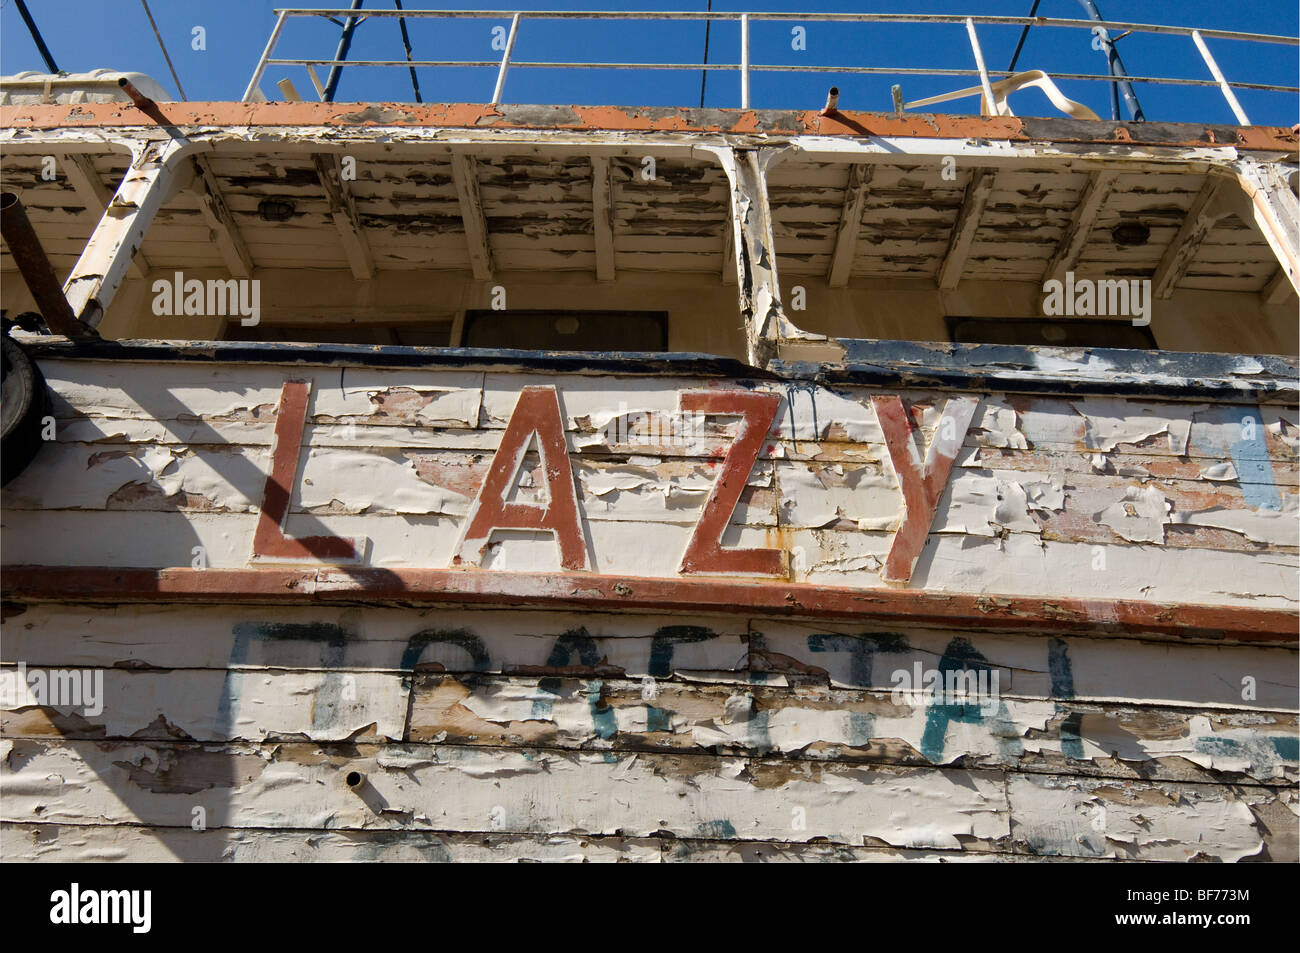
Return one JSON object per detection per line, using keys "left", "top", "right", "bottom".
{"left": 1, "top": 8, "right": 1296, "bottom": 863}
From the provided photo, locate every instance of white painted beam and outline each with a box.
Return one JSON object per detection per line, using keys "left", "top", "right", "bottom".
{"left": 191, "top": 155, "right": 253, "bottom": 278}
{"left": 1042, "top": 170, "right": 1117, "bottom": 285}
{"left": 938, "top": 168, "right": 995, "bottom": 291}
{"left": 1152, "top": 177, "right": 1239, "bottom": 299}
{"left": 61, "top": 139, "right": 189, "bottom": 327}
{"left": 590, "top": 155, "right": 615, "bottom": 282}
{"left": 721, "top": 213, "right": 736, "bottom": 285}
{"left": 313, "top": 153, "right": 374, "bottom": 280}
{"left": 451, "top": 153, "right": 493, "bottom": 281}
{"left": 62, "top": 154, "right": 149, "bottom": 279}
{"left": 704, "top": 146, "right": 831, "bottom": 367}
{"left": 1234, "top": 158, "right": 1299, "bottom": 298}
{"left": 827, "top": 163, "right": 871, "bottom": 288}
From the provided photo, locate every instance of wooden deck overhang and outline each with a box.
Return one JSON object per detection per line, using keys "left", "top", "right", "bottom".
{"left": 2, "top": 103, "right": 1296, "bottom": 365}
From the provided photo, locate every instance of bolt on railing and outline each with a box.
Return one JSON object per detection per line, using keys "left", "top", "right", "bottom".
{"left": 243, "top": 8, "right": 1298, "bottom": 124}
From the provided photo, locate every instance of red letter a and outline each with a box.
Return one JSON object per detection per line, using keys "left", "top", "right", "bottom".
{"left": 455, "top": 386, "right": 589, "bottom": 571}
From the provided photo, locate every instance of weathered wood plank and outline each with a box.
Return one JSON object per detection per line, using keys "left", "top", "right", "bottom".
{"left": 6, "top": 668, "right": 1293, "bottom": 784}
{"left": 2, "top": 737, "right": 1289, "bottom": 860}
{"left": 5, "top": 605, "right": 1294, "bottom": 709}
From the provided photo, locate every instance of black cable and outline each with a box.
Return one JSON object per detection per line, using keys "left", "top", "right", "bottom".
{"left": 699, "top": 0, "right": 712, "bottom": 108}
{"left": 394, "top": 0, "right": 422, "bottom": 103}
{"left": 1007, "top": 0, "right": 1041, "bottom": 73}
{"left": 14, "top": 0, "right": 59, "bottom": 74}
{"left": 140, "top": 0, "right": 189, "bottom": 101}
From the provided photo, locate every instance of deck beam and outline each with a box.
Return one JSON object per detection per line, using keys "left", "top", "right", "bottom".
{"left": 192, "top": 155, "right": 254, "bottom": 278}
{"left": 61, "top": 138, "right": 190, "bottom": 327}
{"left": 590, "top": 155, "right": 616, "bottom": 282}
{"left": 827, "top": 163, "right": 871, "bottom": 287}
{"left": 451, "top": 152, "right": 493, "bottom": 281}
{"left": 313, "top": 153, "right": 373, "bottom": 280}
{"left": 938, "top": 168, "right": 995, "bottom": 290}
{"left": 1042, "top": 170, "right": 1117, "bottom": 286}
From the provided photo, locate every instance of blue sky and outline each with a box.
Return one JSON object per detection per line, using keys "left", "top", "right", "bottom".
{"left": 2, "top": 1, "right": 1296, "bottom": 124}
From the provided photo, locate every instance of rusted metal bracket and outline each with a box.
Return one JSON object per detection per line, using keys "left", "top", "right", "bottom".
{"left": 0, "top": 191, "right": 93, "bottom": 338}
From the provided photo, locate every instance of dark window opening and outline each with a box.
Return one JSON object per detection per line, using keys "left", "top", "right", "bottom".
{"left": 463, "top": 310, "right": 668, "bottom": 352}
{"left": 947, "top": 316, "right": 1157, "bottom": 350}
{"left": 224, "top": 323, "right": 453, "bottom": 347}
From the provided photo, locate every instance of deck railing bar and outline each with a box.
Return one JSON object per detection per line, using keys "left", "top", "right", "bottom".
{"left": 243, "top": 10, "right": 289, "bottom": 102}
{"left": 245, "top": 9, "right": 1299, "bottom": 116}
{"left": 266, "top": 10, "right": 1298, "bottom": 44}
{"left": 1191, "top": 29, "right": 1252, "bottom": 125}
{"left": 490, "top": 12, "right": 521, "bottom": 104}
{"left": 740, "top": 12, "right": 750, "bottom": 109}
{"left": 965, "top": 17, "right": 998, "bottom": 115}
{"left": 260, "top": 59, "right": 1300, "bottom": 92}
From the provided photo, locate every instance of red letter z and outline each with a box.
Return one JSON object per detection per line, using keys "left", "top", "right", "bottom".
{"left": 679, "top": 390, "right": 782, "bottom": 576}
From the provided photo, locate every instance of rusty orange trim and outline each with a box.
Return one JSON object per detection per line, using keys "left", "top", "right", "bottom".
{"left": 1, "top": 102, "right": 1295, "bottom": 151}
{"left": 3, "top": 566, "right": 1295, "bottom": 643}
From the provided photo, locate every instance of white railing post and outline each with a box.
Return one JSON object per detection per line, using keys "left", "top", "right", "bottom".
{"left": 740, "top": 13, "right": 750, "bottom": 109}
{"left": 965, "top": 17, "right": 998, "bottom": 117}
{"left": 243, "top": 9, "right": 288, "bottom": 103}
{"left": 491, "top": 13, "right": 522, "bottom": 105}
{"left": 1192, "top": 29, "right": 1252, "bottom": 126}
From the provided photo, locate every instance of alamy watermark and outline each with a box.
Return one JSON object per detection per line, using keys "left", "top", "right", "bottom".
{"left": 152, "top": 271, "right": 261, "bottom": 326}
{"left": 599, "top": 402, "right": 711, "bottom": 447}
{"left": 1042, "top": 271, "right": 1151, "bottom": 327}
{"left": 0, "top": 662, "right": 103, "bottom": 716}
{"left": 890, "top": 662, "right": 1001, "bottom": 715}
{"left": 49, "top": 884, "right": 150, "bottom": 933}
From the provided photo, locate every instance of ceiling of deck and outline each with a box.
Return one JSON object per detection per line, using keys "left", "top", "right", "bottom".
{"left": 0, "top": 144, "right": 1284, "bottom": 294}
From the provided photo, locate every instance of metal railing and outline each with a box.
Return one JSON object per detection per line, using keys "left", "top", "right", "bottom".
{"left": 243, "top": 8, "right": 1298, "bottom": 124}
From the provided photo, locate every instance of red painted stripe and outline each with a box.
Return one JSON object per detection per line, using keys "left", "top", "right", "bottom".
{"left": 2, "top": 566, "right": 1294, "bottom": 643}
{"left": 252, "top": 380, "right": 357, "bottom": 561}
